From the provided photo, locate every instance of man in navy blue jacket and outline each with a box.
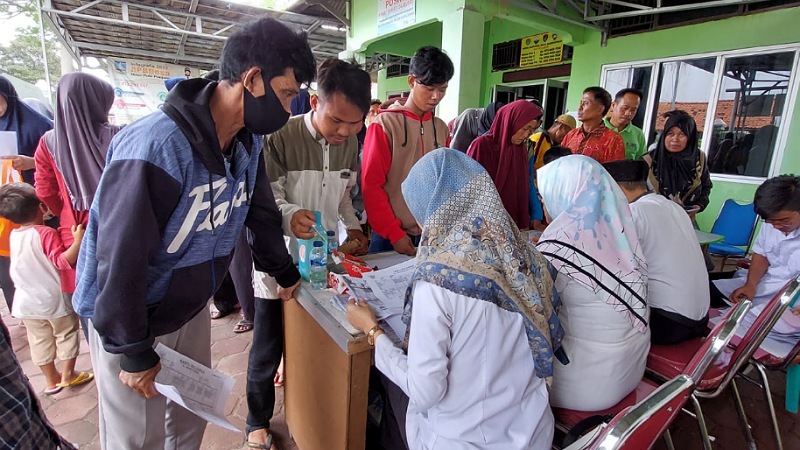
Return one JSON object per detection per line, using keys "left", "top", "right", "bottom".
{"left": 73, "top": 18, "right": 316, "bottom": 449}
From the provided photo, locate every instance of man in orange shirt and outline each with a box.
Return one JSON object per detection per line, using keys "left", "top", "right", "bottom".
{"left": 562, "top": 87, "right": 625, "bottom": 163}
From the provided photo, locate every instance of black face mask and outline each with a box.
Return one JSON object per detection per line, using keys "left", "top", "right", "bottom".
{"left": 243, "top": 71, "right": 289, "bottom": 135}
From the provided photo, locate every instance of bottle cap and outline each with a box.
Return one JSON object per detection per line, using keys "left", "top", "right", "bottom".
{"left": 327, "top": 230, "right": 335, "bottom": 236}
{"left": 313, "top": 240, "right": 323, "bottom": 247}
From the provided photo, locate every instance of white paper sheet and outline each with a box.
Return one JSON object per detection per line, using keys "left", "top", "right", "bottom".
{"left": 153, "top": 343, "right": 238, "bottom": 432}
{"left": 0, "top": 131, "right": 18, "bottom": 157}
{"left": 360, "top": 258, "right": 416, "bottom": 313}
{"left": 342, "top": 275, "right": 402, "bottom": 319}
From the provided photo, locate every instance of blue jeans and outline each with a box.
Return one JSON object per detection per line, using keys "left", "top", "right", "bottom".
{"left": 368, "top": 231, "right": 420, "bottom": 253}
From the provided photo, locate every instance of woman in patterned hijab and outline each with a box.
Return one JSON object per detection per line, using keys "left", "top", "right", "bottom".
{"left": 537, "top": 154, "right": 650, "bottom": 411}
{"left": 347, "top": 149, "right": 562, "bottom": 449}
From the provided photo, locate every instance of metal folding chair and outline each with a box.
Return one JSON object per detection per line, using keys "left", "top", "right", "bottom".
{"left": 646, "top": 300, "right": 751, "bottom": 449}
{"left": 647, "top": 276, "right": 800, "bottom": 450}
{"left": 563, "top": 375, "right": 694, "bottom": 450}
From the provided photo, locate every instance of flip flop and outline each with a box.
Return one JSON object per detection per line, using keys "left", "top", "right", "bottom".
{"left": 211, "top": 305, "right": 241, "bottom": 320}
{"left": 274, "top": 370, "right": 285, "bottom": 388}
{"left": 44, "top": 385, "right": 63, "bottom": 395}
{"left": 57, "top": 371, "right": 94, "bottom": 388}
{"left": 246, "top": 431, "right": 276, "bottom": 450}
{"left": 234, "top": 319, "right": 254, "bottom": 334}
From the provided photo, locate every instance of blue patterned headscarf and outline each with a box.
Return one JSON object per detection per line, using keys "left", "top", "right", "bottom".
{"left": 537, "top": 155, "right": 649, "bottom": 333}
{"left": 401, "top": 148, "right": 564, "bottom": 379}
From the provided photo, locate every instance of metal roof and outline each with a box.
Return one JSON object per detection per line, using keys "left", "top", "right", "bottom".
{"left": 511, "top": 0, "right": 775, "bottom": 31}
{"left": 287, "top": 0, "right": 349, "bottom": 27}
{"left": 41, "top": 0, "right": 347, "bottom": 69}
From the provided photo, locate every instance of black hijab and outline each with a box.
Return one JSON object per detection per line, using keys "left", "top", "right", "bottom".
{"left": 0, "top": 76, "right": 53, "bottom": 183}
{"left": 477, "top": 101, "right": 503, "bottom": 136}
{"left": 650, "top": 111, "right": 699, "bottom": 199}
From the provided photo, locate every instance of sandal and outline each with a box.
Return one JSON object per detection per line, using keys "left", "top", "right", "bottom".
{"left": 246, "top": 430, "right": 276, "bottom": 450}
{"left": 56, "top": 371, "right": 94, "bottom": 388}
{"left": 211, "top": 308, "right": 233, "bottom": 320}
{"left": 234, "top": 319, "right": 254, "bottom": 334}
{"left": 273, "top": 370, "right": 285, "bottom": 387}
{"left": 44, "top": 385, "right": 63, "bottom": 395}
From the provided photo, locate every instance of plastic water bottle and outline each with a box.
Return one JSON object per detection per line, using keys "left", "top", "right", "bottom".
{"left": 327, "top": 230, "right": 338, "bottom": 255}
{"left": 309, "top": 240, "right": 327, "bottom": 290}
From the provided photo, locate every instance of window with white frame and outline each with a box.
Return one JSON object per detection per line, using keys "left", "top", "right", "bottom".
{"left": 601, "top": 45, "right": 799, "bottom": 181}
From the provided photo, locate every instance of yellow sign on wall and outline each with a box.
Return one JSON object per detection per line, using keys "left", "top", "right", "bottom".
{"left": 520, "top": 32, "right": 564, "bottom": 68}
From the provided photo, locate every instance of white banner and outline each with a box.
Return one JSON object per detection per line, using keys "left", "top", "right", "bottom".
{"left": 107, "top": 58, "right": 199, "bottom": 124}
{"left": 377, "top": 0, "right": 415, "bottom": 35}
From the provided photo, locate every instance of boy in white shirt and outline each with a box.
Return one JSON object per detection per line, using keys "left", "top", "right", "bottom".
{"left": 605, "top": 160, "right": 711, "bottom": 344}
{"left": 0, "top": 183, "right": 93, "bottom": 395}
{"left": 713, "top": 175, "right": 800, "bottom": 306}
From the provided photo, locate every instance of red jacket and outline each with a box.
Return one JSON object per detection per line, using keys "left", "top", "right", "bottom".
{"left": 34, "top": 138, "right": 89, "bottom": 293}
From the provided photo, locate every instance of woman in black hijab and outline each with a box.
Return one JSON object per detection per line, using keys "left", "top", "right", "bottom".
{"left": 644, "top": 110, "right": 712, "bottom": 217}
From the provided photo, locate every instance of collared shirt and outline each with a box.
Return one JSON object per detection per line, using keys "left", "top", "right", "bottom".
{"left": 714, "top": 224, "right": 800, "bottom": 306}
{"left": 562, "top": 123, "right": 625, "bottom": 164}
{"left": 265, "top": 111, "right": 361, "bottom": 259}
{"left": 604, "top": 117, "right": 647, "bottom": 160}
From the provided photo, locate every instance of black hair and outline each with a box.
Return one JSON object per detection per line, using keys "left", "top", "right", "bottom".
{"left": 0, "top": 183, "right": 41, "bottom": 224}
{"left": 615, "top": 88, "right": 643, "bottom": 102}
{"left": 409, "top": 46, "right": 454, "bottom": 86}
{"left": 583, "top": 86, "right": 613, "bottom": 116}
{"left": 371, "top": 99, "right": 382, "bottom": 106}
{"left": 753, "top": 175, "right": 800, "bottom": 220}
{"left": 203, "top": 69, "right": 220, "bottom": 81}
{"left": 316, "top": 59, "right": 372, "bottom": 115}
{"left": 543, "top": 145, "right": 573, "bottom": 165}
{"left": 619, "top": 180, "right": 648, "bottom": 190}
{"left": 219, "top": 17, "right": 316, "bottom": 86}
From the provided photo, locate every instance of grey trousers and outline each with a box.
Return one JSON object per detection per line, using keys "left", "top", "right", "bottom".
{"left": 87, "top": 306, "right": 211, "bottom": 450}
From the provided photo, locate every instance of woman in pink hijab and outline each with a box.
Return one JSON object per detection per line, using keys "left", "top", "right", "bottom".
{"left": 467, "top": 100, "right": 543, "bottom": 229}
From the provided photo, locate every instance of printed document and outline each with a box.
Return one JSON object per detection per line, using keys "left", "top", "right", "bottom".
{"left": 154, "top": 343, "right": 238, "bottom": 432}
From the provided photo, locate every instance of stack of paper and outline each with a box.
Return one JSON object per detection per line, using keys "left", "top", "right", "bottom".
{"left": 334, "top": 258, "right": 416, "bottom": 344}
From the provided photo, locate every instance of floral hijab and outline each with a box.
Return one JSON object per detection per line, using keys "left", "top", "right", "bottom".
{"left": 537, "top": 155, "right": 649, "bottom": 333}
{"left": 401, "top": 148, "right": 564, "bottom": 379}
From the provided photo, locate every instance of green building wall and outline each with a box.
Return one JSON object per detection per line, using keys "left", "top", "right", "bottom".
{"left": 565, "top": 6, "right": 800, "bottom": 229}
{"left": 348, "top": 2, "right": 800, "bottom": 231}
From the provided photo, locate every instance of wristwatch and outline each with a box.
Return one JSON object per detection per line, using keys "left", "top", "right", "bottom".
{"left": 367, "top": 325, "right": 383, "bottom": 346}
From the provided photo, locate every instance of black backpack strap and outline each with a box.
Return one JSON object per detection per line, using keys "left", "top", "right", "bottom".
{"left": 561, "top": 414, "right": 614, "bottom": 448}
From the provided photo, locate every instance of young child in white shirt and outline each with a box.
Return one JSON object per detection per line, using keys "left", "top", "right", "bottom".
{"left": 0, "top": 182, "right": 93, "bottom": 395}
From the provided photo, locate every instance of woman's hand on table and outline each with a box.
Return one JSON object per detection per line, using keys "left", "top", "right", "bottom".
{"left": 346, "top": 299, "right": 378, "bottom": 334}
{"left": 1, "top": 155, "right": 35, "bottom": 171}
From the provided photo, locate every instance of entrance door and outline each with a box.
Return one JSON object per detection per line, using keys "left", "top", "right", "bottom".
{"left": 543, "top": 80, "right": 568, "bottom": 127}
{"left": 492, "top": 80, "right": 569, "bottom": 127}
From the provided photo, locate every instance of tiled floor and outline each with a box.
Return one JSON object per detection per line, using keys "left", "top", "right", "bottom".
{"left": 3, "top": 301, "right": 798, "bottom": 449}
